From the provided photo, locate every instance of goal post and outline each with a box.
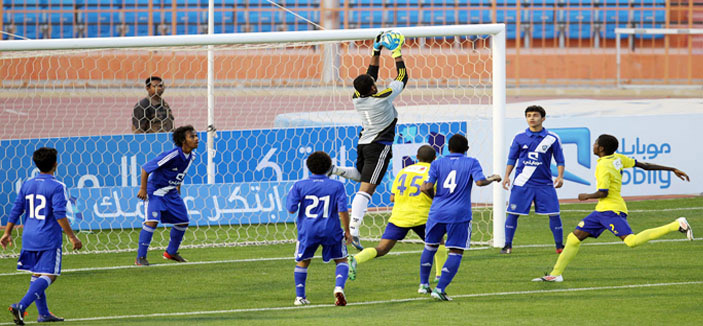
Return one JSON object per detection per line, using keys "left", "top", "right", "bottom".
{"left": 0, "top": 24, "right": 506, "bottom": 256}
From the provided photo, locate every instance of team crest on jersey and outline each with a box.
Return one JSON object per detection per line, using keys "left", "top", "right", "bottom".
{"left": 542, "top": 145, "right": 548, "bottom": 150}
{"left": 510, "top": 204, "right": 517, "bottom": 210}
{"left": 152, "top": 212, "right": 158, "bottom": 218}
{"left": 578, "top": 221, "right": 585, "bottom": 228}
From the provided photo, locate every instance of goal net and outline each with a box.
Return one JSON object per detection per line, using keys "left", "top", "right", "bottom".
{"left": 0, "top": 25, "right": 506, "bottom": 257}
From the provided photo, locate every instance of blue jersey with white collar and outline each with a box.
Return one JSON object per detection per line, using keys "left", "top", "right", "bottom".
{"left": 286, "top": 174, "right": 348, "bottom": 245}
{"left": 426, "top": 153, "right": 486, "bottom": 223}
{"left": 8, "top": 174, "right": 68, "bottom": 251}
{"left": 507, "top": 128, "right": 565, "bottom": 187}
{"left": 142, "top": 147, "right": 195, "bottom": 196}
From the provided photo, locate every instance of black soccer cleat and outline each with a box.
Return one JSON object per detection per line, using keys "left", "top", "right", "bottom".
{"left": 8, "top": 303, "right": 25, "bottom": 326}
{"left": 163, "top": 251, "right": 187, "bottom": 262}
{"left": 135, "top": 256, "right": 150, "bottom": 266}
{"left": 37, "top": 312, "right": 64, "bottom": 323}
{"left": 500, "top": 246, "right": 512, "bottom": 254}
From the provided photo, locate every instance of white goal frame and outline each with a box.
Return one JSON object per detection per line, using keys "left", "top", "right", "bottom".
{"left": 0, "top": 24, "right": 507, "bottom": 248}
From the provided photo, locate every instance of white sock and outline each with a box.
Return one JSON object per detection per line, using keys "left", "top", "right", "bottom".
{"left": 350, "top": 191, "right": 371, "bottom": 237}
{"left": 333, "top": 166, "right": 362, "bottom": 182}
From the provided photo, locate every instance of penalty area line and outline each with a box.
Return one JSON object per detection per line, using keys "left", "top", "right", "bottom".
{"left": 1, "top": 281, "right": 700, "bottom": 325}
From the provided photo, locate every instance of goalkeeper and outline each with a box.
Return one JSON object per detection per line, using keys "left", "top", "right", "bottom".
{"left": 328, "top": 31, "right": 409, "bottom": 250}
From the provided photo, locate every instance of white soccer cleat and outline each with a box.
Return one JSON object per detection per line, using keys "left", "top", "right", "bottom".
{"left": 532, "top": 275, "right": 563, "bottom": 282}
{"left": 294, "top": 297, "right": 310, "bottom": 306}
{"left": 677, "top": 217, "right": 694, "bottom": 241}
{"left": 417, "top": 284, "right": 432, "bottom": 294}
{"left": 430, "top": 288, "right": 452, "bottom": 301}
{"left": 334, "top": 286, "right": 347, "bottom": 306}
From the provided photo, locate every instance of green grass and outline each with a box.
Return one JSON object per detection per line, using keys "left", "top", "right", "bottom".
{"left": 1, "top": 197, "right": 702, "bottom": 325}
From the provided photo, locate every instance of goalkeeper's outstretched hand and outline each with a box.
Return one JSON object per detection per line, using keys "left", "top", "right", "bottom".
{"left": 381, "top": 31, "right": 404, "bottom": 58}
{"left": 372, "top": 31, "right": 384, "bottom": 55}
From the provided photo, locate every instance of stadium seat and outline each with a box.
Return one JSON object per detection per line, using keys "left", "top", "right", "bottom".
{"left": 390, "top": 0, "right": 421, "bottom": 7}
{"left": 394, "top": 9, "right": 420, "bottom": 26}
{"left": 532, "top": 23, "right": 556, "bottom": 39}
{"left": 176, "top": 11, "right": 200, "bottom": 25}
{"left": 247, "top": 10, "right": 277, "bottom": 24}
{"left": 422, "top": 10, "right": 457, "bottom": 25}
{"left": 13, "top": 12, "right": 39, "bottom": 25}
{"left": 530, "top": 0, "right": 558, "bottom": 6}
{"left": 154, "top": 11, "right": 172, "bottom": 24}
{"left": 564, "top": 9, "right": 594, "bottom": 24}
{"left": 634, "top": 23, "right": 664, "bottom": 39}
{"left": 51, "top": 23, "right": 73, "bottom": 38}
{"left": 601, "top": 0, "right": 630, "bottom": 5}
{"left": 567, "top": 23, "right": 591, "bottom": 38}
{"left": 531, "top": 9, "right": 555, "bottom": 23}
{"left": 350, "top": 10, "right": 384, "bottom": 24}
{"left": 283, "top": 10, "right": 319, "bottom": 24}
{"left": 598, "top": 9, "right": 629, "bottom": 23}
{"left": 632, "top": 9, "right": 665, "bottom": 24}
{"left": 49, "top": 12, "right": 72, "bottom": 25}
{"left": 14, "top": 24, "right": 38, "bottom": 39}
{"left": 602, "top": 22, "right": 627, "bottom": 39}
{"left": 457, "top": 9, "right": 491, "bottom": 24}
{"left": 121, "top": 11, "right": 149, "bottom": 36}
{"left": 351, "top": 0, "right": 385, "bottom": 7}
{"left": 495, "top": 10, "right": 525, "bottom": 24}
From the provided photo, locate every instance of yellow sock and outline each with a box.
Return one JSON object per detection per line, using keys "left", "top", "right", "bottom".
{"left": 355, "top": 248, "right": 378, "bottom": 264}
{"left": 550, "top": 233, "right": 582, "bottom": 276}
{"left": 624, "top": 220, "right": 679, "bottom": 248}
{"left": 434, "top": 245, "right": 448, "bottom": 278}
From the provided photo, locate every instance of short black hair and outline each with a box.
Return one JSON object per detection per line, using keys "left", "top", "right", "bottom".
{"left": 525, "top": 105, "right": 546, "bottom": 118}
{"left": 173, "top": 125, "right": 195, "bottom": 147}
{"left": 33, "top": 147, "right": 58, "bottom": 173}
{"left": 448, "top": 134, "right": 469, "bottom": 153}
{"left": 416, "top": 145, "right": 436, "bottom": 163}
{"left": 597, "top": 134, "right": 619, "bottom": 155}
{"left": 145, "top": 76, "right": 162, "bottom": 87}
{"left": 306, "top": 151, "right": 332, "bottom": 175}
{"left": 353, "top": 74, "right": 375, "bottom": 96}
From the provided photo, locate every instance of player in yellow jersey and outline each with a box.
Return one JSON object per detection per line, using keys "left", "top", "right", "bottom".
{"left": 348, "top": 145, "right": 448, "bottom": 283}
{"left": 533, "top": 134, "right": 693, "bottom": 282}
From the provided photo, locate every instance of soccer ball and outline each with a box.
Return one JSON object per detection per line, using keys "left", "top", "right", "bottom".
{"left": 381, "top": 31, "right": 405, "bottom": 51}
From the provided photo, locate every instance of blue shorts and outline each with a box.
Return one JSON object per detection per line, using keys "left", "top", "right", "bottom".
{"left": 295, "top": 237, "right": 348, "bottom": 263}
{"left": 425, "top": 220, "right": 472, "bottom": 250}
{"left": 507, "top": 185, "right": 560, "bottom": 215}
{"left": 382, "top": 222, "right": 426, "bottom": 241}
{"left": 576, "top": 211, "right": 634, "bottom": 238}
{"left": 17, "top": 248, "right": 62, "bottom": 275}
{"left": 145, "top": 192, "right": 189, "bottom": 225}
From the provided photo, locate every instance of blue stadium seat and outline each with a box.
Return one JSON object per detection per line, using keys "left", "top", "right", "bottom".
{"left": 495, "top": 0, "right": 518, "bottom": 5}
{"left": 505, "top": 23, "right": 519, "bottom": 40}
{"left": 13, "top": 12, "right": 39, "bottom": 25}
{"left": 530, "top": 0, "right": 558, "bottom": 6}
{"left": 598, "top": 9, "right": 629, "bottom": 23}
{"left": 154, "top": 11, "right": 173, "bottom": 24}
{"left": 391, "top": 0, "right": 421, "bottom": 7}
{"left": 351, "top": 0, "right": 385, "bottom": 6}
{"left": 395, "top": 9, "right": 420, "bottom": 26}
{"left": 176, "top": 11, "right": 200, "bottom": 24}
{"left": 630, "top": 0, "right": 665, "bottom": 6}
{"left": 176, "top": 23, "right": 199, "bottom": 35}
{"left": 532, "top": 23, "right": 556, "bottom": 39}
{"left": 530, "top": 9, "right": 554, "bottom": 23}
{"left": 603, "top": 22, "right": 627, "bottom": 39}
{"left": 567, "top": 23, "right": 591, "bottom": 38}
{"left": 495, "top": 10, "right": 525, "bottom": 24}
{"left": 77, "top": 0, "right": 118, "bottom": 7}
{"left": 214, "top": 11, "right": 235, "bottom": 24}
{"left": 457, "top": 9, "right": 491, "bottom": 24}
{"left": 247, "top": 10, "right": 276, "bottom": 24}
{"left": 422, "top": 10, "right": 457, "bottom": 25}
{"left": 283, "top": 10, "right": 319, "bottom": 24}
{"left": 51, "top": 24, "right": 73, "bottom": 38}
{"left": 564, "top": 9, "right": 594, "bottom": 24}
{"left": 121, "top": 11, "right": 149, "bottom": 36}
{"left": 601, "top": 0, "right": 630, "bottom": 6}
{"left": 49, "top": 12, "right": 72, "bottom": 24}
{"left": 14, "top": 24, "right": 38, "bottom": 39}
{"left": 350, "top": 10, "right": 384, "bottom": 24}
{"left": 632, "top": 9, "right": 665, "bottom": 24}
{"left": 561, "top": 0, "right": 594, "bottom": 5}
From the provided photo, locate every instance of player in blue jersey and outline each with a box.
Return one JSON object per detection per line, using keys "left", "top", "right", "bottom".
{"left": 287, "top": 151, "right": 352, "bottom": 306}
{"left": 419, "top": 134, "right": 501, "bottom": 301}
{"left": 135, "top": 125, "right": 198, "bottom": 266}
{"left": 533, "top": 134, "right": 692, "bottom": 282}
{"left": 2, "top": 147, "right": 83, "bottom": 325}
{"left": 501, "top": 105, "right": 565, "bottom": 254}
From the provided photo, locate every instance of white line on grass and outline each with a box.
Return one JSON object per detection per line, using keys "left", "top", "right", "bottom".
{"left": 1, "top": 281, "right": 700, "bottom": 325}
{"left": 561, "top": 206, "right": 703, "bottom": 213}
{"left": 0, "top": 238, "right": 697, "bottom": 277}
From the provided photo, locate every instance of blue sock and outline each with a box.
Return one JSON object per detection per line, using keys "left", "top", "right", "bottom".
{"left": 137, "top": 224, "right": 156, "bottom": 258}
{"left": 19, "top": 276, "right": 51, "bottom": 311}
{"left": 30, "top": 276, "right": 49, "bottom": 316}
{"left": 166, "top": 224, "right": 187, "bottom": 254}
{"left": 335, "top": 262, "right": 349, "bottom": 288}
{"left": 294, "top": 266, "right": 308, "bottom": 298}
{"left": 504, "top": 214, "right": 519, "bottom": 247}
{"left": 549, "top": 215, "right": 564, "bottom": 248}
{"left": 436, "top": 253, "right": 463, "bottom": 291}
{"left": 420, "top": 245, "right": 438, "bottom": 285}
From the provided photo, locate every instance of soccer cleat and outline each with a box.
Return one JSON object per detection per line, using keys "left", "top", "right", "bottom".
{"left": 351, "top": 236, "right": 364, "bottom": 251}
{"left": 677, "top": 217, "right": 694, "bottom": 241}
{"left": 417, "top": 284, "right": 432, "bottom": 295}
{"left": 500, "top": 246, "right": 512, "bottom": 254}
{"left": 430, "top": 288, "right": 452, "bottom": 301}
{"left": 334, "top": 286, "right": 347, "bottom": 306}
{"left": 556, "top": 247, "right": 564, "bottom": 254}
{"left": 8, "top": 303, "right": 25, "bottom": 325}
{"left": 163, "top": 251, "right": 187, "bottom": 262}
{"left": 348, "top": 256, "right": 358, "bottom": 281}
{"left": 37, "top": 312, "right": 64, "bottom": 323}
{"left": 532, "top": 274, "right": 564, "bottom": 282}
{"left": 293, "top": 297, "right": 310, "bottom": 306}
{"left": 135, "top": 256, "right": 150, "bottom": 266}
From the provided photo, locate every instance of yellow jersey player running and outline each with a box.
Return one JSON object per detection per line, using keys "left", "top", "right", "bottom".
{"left": 533, "top": 134, "right": 693, "bottom": 282}
{"left": 348, "top": 145, "right": 448, "bottom": 282}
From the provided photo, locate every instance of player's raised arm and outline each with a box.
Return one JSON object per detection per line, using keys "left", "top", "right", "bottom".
{"left": 635, "top": 161, "right": 690, "bottom": 181}
{"left": 381, "top": 31, "right": 408, "bottom": 89}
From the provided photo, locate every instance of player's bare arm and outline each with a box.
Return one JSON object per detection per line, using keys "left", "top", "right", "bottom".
{"left": 476, "top": 174, "right": 502, "bottom": 187}
{"left": 420, "top": 182, "right": 435, "bottom": 199}
{"left": 57, "top": 218, "right": 82, "bottom": 250}
{"left": 554, "top": 165, "right": 565, "bottom": 188}
{"left": 0, "top": 222, "right": 15, "bottom": 249}
{"left": 635, "top": 161, "right": 690, "bottom": 181}
{"left": 502, "top": 164, "right": 515, "bottom": 190}
{"left": 339, "top": 211, "right": 352, "bottom": 245}
{"left": 577, "top": 190, "right": 608, "bottom": 201}
{"left": 137, "top": 168, "right": 149, "bottom": 200}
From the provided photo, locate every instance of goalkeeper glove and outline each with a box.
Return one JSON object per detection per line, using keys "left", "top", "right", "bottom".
{"left": 381, "top": 31, "right": 404, "bottom": 58}
{"left": 372, "top": 31, "right": 384, "bottom": 56}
